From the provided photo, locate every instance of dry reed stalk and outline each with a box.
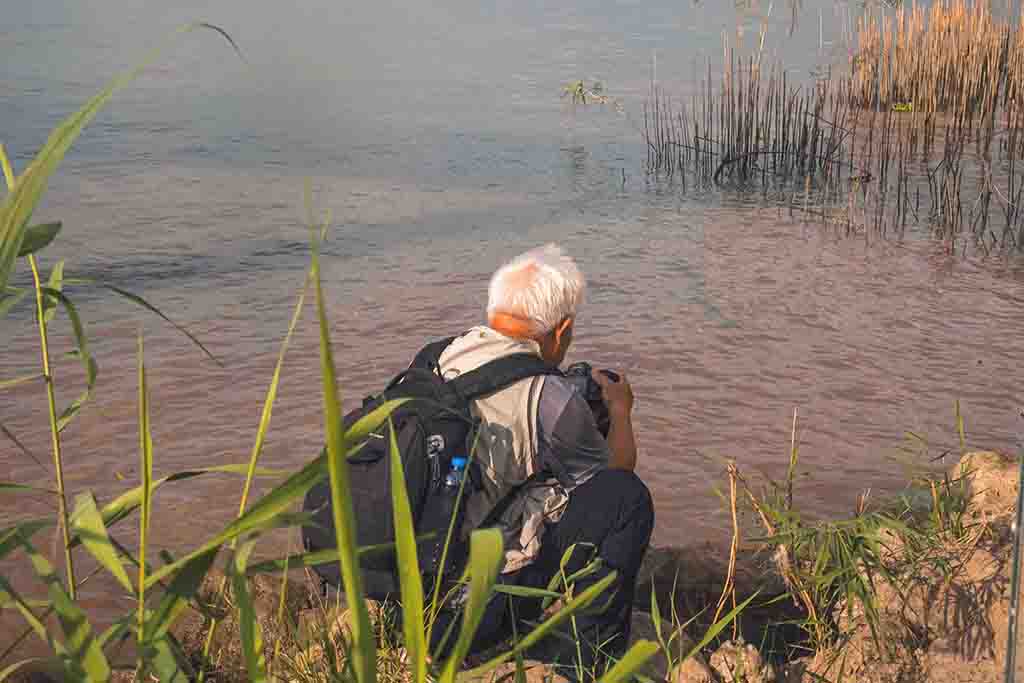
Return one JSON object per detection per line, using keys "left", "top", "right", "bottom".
{"left": 640, "top": 2, "right": 1024, "bottom": 252}
{"left": 713, "top": 462, "right": 740, "bottom": 636}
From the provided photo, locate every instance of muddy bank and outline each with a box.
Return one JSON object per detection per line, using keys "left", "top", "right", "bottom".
{"left": 9, "top": 451, "right": 1024, "bottom": 683}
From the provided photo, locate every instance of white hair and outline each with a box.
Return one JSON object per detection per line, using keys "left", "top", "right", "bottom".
{"left": 487, "top": 243, "right": 585, "bottom": 336}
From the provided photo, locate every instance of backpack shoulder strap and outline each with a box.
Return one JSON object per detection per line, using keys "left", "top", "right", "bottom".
{"left": 410, "top": 336, "right": 458, "bottom": 372}
{"left": 448, "top": 353, "right": 562, "bottom": 401}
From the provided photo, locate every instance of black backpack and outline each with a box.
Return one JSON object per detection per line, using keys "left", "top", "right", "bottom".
{"left": 301, "top": 336, "right": 561, "bottom": 599}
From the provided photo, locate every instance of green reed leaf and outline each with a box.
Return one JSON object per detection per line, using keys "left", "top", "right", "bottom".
{"left": 0, "top": 373, "right": 42, "bottom": 392}
{"left": 63, "top": 277, "right": 221, "bottom": 366}
{"left": 0, "top": 286, "right": 27, "bottom": 320}
{"left": 342, "top": 398, "right": 409, "bottom": 449}
{"left": 0, "top": 596, "right": 50, "bottom": 612}
{"left": 245, "top": 540, "right": 396, "bottom": 574}
{"left": 0, "top": 24, "right": 240, "bottom": 294}
{"left": 193, "top": 273, "right": 309, "bottom": 682}
{"left": 69, "top": 491, "right": 133, "bottom": 594}
{"left": 0, "top": 144, "right": 13, "bottom": 190}
{"left": 16, "top": 222, "right": 61, "bottom": 257}
{"left": 388, "top": 418, "right": 426, "bottom": 683}
{"left": 232, "top": 540, "right": 267, "bottom": 683}
{"left": 236, "top": 273, "right": 308, "bottom": 517}
{"left": 541, "top": 545, "right": 600, "bottom": 610}
{"left": 649, "top": 582, "right": 669, "bottom": 667}
{"left": 595, "top": 640, "right": 660, "bottom": 683}
{"left": 91, "top": 463, "right": 283, "bottom": 541}
{"left": 18, "top": 533, "right": 110, "bottom": 682}
{"left": 0, "top": 421, "right": 48, "bottom": 474}
{"left": 143, "top": 451, "right": 343, "bottom": 589}
{"left": 137, "top": 332, "right": 154, "bottom": 654}
{"left": 0, "top": 520, "right": 50, "bottom": 561}
{"left": 39, "top": 287, "right": 96, "bottom": 432}
{"left": 97, "top": 614, "right": 134, "bottom": 650}
{"left": 0, "top": 482, "right": 53, "bottom": 495}
{"left": 147, "top": 635, "right": 191, "bottom": 683}
{"left": 0, "top": 577, "right": 56, "bottom": 650}
{"left": 463, "top": 570, "right": 618, "bottom": 679}
{"left": 312, "top": 220, "right": 376, "bottom": 683}
{"left": 440, "top": 528, "right": 504, "bottom": 683}
{"left": 492, "top": 584, "right": 563, "bottom": 599}
{"left": 43, "top": 259, "right": 64, "bottom": 323}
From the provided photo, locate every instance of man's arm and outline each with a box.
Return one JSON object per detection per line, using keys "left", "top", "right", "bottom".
{"left": 592, "top": 370, "right": 637, "bottom": 471}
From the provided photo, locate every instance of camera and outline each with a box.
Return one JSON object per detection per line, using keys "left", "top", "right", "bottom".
{"left": 563, "top": 362, "right": 621, "bottom": 438}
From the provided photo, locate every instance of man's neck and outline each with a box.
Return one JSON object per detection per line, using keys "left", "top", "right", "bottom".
{"left": 488, "top": 312, "right": 536, "bottom": 341}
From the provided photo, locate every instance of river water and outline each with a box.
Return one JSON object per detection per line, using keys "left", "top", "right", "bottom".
{"left": 1, "top": 0, "right": 1023, "bottom": 650}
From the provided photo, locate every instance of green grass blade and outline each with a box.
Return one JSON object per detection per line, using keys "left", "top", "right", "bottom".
{"left": 595, "top": 640, "right": 659, "bottom": 683}
{"left": 16, "top": 222, "right": 61, "bottom": 257}
{"left": 388, "top": 418, "right": 426, "bottom": 683}
{"left": 137, "top": 332, "right": 154, "bottom": 673}
{"left": 39, "top": 287, "right": 96, "bottom": 432}
{"left": 236, "top": 274, "right": 308, "bottom": 517}
{"left": 312, "top": 224, "right": 376, "bottom": 683}
{"left": 193, "top": 271, "right": 311, "bottom": 679}
{"left": 682, "top": 591, "right": 758, "bottom": 661}
{"left": 231, "top": 540, "right": 268, "bottom": 683}
{"left": 69, "top": 491, "right": 133, "bottom": 594}
{"left": 462, "top": 571, "right": 618, "bottom": 679}
{"left": 17, "top": 533, "right": 109, "bottom": 681}
{"left": 440, "top": 528, "right": 504, "bottom": 683}
{"left": 62, "top": 277, "right": 221, "bottom": 366}
{"left": 0, "top": 286, "right": 28, "bottom": 319}
{"left": 0, "top": 23, "right": 240, "bottom": 294}
{"left": 955, "top": 399, "right": 966, "bottom": 451}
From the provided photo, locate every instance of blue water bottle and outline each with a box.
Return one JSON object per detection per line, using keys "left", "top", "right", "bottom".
{"left": 445, "top": 456, "right": 467, "bottom": 488}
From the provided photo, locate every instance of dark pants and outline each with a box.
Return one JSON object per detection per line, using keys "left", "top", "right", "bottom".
{"left": 432, "top": 469, "right": 655, "bottom": 677}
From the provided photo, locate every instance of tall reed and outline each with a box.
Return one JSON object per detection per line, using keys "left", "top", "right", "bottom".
{"left": 643, "top": 2, "right": 1024, "bottom": 253}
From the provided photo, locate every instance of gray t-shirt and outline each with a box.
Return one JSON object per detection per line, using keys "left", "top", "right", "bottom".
{"left": 535, "top": 375, "right": 611, "bottom": 491}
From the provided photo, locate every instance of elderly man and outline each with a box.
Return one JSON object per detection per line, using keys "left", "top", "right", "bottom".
{"left": 431, "top": 244, "right": 654, "bottom": 678}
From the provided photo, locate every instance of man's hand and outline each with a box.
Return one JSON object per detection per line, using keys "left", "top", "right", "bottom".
{"left": 592, "top": 369, "right": 634, "bottom": 417}
{"left": 591, "top": 369, "right": 637, "bottom": 471}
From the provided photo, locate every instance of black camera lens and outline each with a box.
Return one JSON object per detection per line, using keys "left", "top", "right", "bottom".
{"left": 562, "top": 362, "right": 613, "bottom": 437}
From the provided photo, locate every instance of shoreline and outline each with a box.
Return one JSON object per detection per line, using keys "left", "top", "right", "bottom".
{"left": 8, "top": 451, "right": 1021, "bottom": 683}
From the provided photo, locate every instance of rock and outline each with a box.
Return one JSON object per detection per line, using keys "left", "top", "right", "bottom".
{"left": 950, "top": 451, "right": 1019, "bottom": 520}
{"left": 463, "top": 660, "right": 571, "bottom": 683}
{"left": 671, "top": 657, "right": 718, "bottom": 683}
{"left": 708, "top": 639, "right": 774, "bottom": 683}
